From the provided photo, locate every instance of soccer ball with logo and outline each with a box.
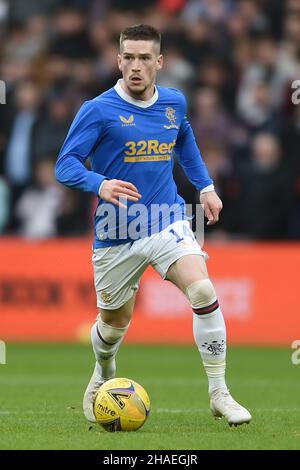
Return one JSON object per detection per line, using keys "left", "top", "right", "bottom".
{"left": 94, "top": 378, "right": 150, "bottom": 432}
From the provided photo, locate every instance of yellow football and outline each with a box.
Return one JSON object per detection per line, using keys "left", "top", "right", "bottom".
{"left": 94, "top": 377, "right": 150, "bottom": 432}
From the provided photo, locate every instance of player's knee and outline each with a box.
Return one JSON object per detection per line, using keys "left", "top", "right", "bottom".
{"left": 97, "top": 316, "right": 130, "bottom": 344}
{"left": 98, "top": 307, "right": 132, "bottom": 329}
{"left": 186, "top": 278, "right": 217, "bottom": 309}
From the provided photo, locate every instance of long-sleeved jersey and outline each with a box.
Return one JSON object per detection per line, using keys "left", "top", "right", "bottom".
{"left": 55, "top": 80, "right": 213, "bottom": 247}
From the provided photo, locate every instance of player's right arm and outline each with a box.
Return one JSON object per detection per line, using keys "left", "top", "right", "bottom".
{"left": 55, "top": 100, "right": 141, "bottom": 207}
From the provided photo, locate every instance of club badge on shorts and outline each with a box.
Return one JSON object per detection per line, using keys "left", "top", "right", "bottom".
{"left": 100, "top": 291, "right": 111, "bottom": 304}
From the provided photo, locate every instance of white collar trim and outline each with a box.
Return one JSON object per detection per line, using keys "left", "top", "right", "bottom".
{"left": 114, "top": 79, "right": 158, "bottom": 108}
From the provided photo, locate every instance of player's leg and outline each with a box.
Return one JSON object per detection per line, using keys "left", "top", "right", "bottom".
{"left": 166, "top": 254, "right": 251, "bottom": 426}
{"left": 83, "top": 242, "right": 147, "bottom": 422}
{"left": 165, "top": 255, "right": 227, "bottom": 394}
{"left": 83, "top": 296, "right": 136, "bottom": 422}
{"left": 90, "top": 298, "right": 134, "bottom": 381}
{"left": 150, "top": 221, "right": 251, "bottom": 425}
{"left": 91, "top": 296, "right": 136, "bottom": 384}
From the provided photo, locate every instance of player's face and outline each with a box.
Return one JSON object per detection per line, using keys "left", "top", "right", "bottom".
{"left": 118, "top": 40, "right": 163, "bottom": 100}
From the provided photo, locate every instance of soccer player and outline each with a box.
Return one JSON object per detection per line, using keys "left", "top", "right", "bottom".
{"left": 55, "top": 24, "right": 251, "bottom": 426}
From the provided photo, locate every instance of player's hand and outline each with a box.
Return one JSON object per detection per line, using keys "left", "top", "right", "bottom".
{"left": 99, "top": 179, "right": 142, "bottom": 209}
{"left": 200, "top": 190, "right": 223, "bottom": 226}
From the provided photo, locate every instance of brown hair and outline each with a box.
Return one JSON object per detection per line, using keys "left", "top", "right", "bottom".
{"left": 120, "top": 24, "right": 161, "bottom": 52}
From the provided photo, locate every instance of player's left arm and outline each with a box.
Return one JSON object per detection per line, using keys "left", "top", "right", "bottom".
{"left": 174, "top": 95, "right": 223, "bottom": 226}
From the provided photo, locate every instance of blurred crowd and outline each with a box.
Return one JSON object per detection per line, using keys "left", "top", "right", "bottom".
{"left": 0, "top": 0, "right": 300, "bottom": 240}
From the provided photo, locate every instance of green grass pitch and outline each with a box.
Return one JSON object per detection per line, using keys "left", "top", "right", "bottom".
{"left": 0, "top": 343, "right": 299, "bottom": 450}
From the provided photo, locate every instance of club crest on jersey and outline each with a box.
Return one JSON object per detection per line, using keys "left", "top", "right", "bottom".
{"left": 119, "top": 114, "right": 135, "bottom": 126}
{"left": 164, "top": 107, "right": 179, "bottom": 129}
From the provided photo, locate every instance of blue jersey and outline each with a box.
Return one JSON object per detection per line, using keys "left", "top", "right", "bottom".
{"left": 55, "top": 80, "right": 213, "bottom": 247}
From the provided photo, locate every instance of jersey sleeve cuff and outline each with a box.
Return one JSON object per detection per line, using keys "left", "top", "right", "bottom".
{"left": 98, "top": 178, "right": 108, "bottom": 197}
{"left": 85, "top": 172, "right": 107, "bottom": 196}
{"left": 200, "top": 184, "right": 215, "bottom": 194}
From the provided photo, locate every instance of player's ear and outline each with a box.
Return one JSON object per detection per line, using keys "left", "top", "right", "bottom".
{"left": 117, "top": 54, "right": 123, "bottom": 72}
{"left": 156, "top": 54, "right": 163, "bottom": 71}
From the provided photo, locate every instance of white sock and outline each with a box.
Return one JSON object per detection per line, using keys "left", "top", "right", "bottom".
{"left": 193, "top": 306, "right": 228, "bottom": 396}
{"left": 91, "top": 317, "right": 129, "bottom": 381}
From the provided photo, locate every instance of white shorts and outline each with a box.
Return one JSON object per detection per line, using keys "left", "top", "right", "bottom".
{"left": 92, "top": 220, "right": 208, "bottom": 310}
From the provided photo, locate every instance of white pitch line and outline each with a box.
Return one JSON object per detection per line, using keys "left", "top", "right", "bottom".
{"left": 0, "top": 408, "right": 299, "bottom": 416}
{"left": 0, "top": 377, "right": 207, "bottom": 385}
{"left": 0, "top": 378, "right": 296, "bottom": 387}
{"left": 0, "top": 379, "right": 211, "bottom": 388}
{"left": 157, "top": 408, "right": 300, "bottom": 413}
{"left": 0, "top": 377, "right": 87, "bottom": 385}
{"left": 0, "top": 410, "right": 81, "bottom": 415}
